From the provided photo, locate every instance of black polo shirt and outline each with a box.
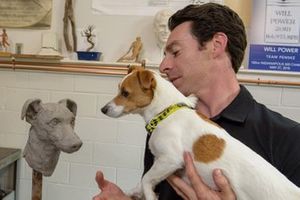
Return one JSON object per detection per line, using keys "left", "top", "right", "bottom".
{"left": 143, "top": 85, "right": 300, "bottom": 200}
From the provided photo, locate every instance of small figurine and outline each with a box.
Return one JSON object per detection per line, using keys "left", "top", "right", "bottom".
{"left": 0, "top": 28, "right": 10, "bottom": 51}
{"left": 117, "top": 36, "right": 143, "bottom": 63}
{"left": 81, "top": 25, "right": 96, "bottom": 52}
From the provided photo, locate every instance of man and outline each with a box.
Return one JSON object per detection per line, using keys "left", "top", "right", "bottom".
{"left": 93, "top": 3, "right": 300, "bottom": 200}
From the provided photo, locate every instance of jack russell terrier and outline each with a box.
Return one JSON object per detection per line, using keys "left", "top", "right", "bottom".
{"left": 101, "top": 66, "right": 300, "bottom": 200}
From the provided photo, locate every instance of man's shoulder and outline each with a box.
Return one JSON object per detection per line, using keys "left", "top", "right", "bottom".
{"left": 253, "top": 101, "right": 299, "bottom": 130}
{"left": 238, "top": 85, "right": 299, "bottom": 130}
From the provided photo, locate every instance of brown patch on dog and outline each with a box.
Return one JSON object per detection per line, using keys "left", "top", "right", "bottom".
{"left": 196, "top": 111, "right": 222, "bottom": 128}
{"left": 114, "top": 69, "right": 156, "bottom": 113}
{"left": 193, "top": 134, "right": 225, "bottom": 163}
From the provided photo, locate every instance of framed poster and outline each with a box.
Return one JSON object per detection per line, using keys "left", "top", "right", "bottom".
{"left": 248, "top": 0, "right": 300, "bottom": 72}
{"left": 0, "top": 0, "right": 52, "bottom": 28}
{"left": 91, "top": 0, "right": 223, "bottom": 16}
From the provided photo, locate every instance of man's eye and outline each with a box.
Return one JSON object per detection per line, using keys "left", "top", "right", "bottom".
{"left": 49, "top": 118, "right": 60, "bottom": 126}
{"left": 121, "top": 90, "right": 129, "bottom": 97}
{"left": 172, "top": 50, "right": 179, "bottom": 57}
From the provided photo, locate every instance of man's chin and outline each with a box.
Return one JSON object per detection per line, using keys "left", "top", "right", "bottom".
{"left": 172, "top": 80, "right": 183, "bottom": 92}
{"left": 172, "top": 82, "right": 189, "bottom": 96}
{"left": 171, "top": 78, "right": 181, "bottom": 87}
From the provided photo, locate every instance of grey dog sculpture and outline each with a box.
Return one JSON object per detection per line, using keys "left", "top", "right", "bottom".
{"left": 21, "top": 98, "right": 82, "bottom": 176}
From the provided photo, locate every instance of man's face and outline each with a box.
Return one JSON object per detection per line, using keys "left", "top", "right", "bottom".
{"left": 159, "top": 22, "right": 214, "bottom": 96}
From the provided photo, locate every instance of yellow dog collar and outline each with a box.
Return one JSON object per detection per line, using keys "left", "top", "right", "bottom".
{"left": 145, "top": 103, "right": 192, "bottom": 134}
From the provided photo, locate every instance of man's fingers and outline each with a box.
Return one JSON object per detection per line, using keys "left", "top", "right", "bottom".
{"left": 167, "top": 175, "right": 197, "bottom": 200}
{"left": 213, "top": 169, "right": 236, "bottom": 199}
{"left": 184, "top": 152, "right": 209, "bottom": 195}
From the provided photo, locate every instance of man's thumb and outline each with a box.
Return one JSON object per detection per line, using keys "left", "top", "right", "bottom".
{"left": 95, "top": 171, "right": 107, "bottom": 190}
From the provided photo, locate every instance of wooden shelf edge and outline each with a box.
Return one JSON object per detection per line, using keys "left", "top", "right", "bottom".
{"left": 1, "top": 60, "right": 300, "bottom": 87}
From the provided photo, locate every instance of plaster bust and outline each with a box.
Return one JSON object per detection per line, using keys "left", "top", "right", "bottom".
{"left": 21, "top": 98, "right": 82, "bottom": 176}
{"left": 153, "top": 9, "right": 173, "bottom": 49}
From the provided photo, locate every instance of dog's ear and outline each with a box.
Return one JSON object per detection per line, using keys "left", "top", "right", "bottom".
{"left": 58, "top": 99, "right": 77, "bottom": 116}
{"left": 127, "top": 65, "right": 140, "bottom": 74}
{"left": 21, "top": 99, "right": 42, "bottom": 123}
{"left": 128, "top": 65, "right": 144, "bottom": 74}
{"left": 127, "top": 65, "right": 135, "bottom": 74}
{"left": 137, "top": 70, "right": 156, "bottom": 90}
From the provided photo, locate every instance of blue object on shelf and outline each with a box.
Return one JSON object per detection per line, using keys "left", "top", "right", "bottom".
{"left": 77, "top": 51, "right": 101, "bottom": 61}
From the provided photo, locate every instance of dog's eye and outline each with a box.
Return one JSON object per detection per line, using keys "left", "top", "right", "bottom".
{"left": 49, "top": 118, "right": 60, "bottom": 126}
{"left": 121, "top": 90, "right": 129, "bottom": 97}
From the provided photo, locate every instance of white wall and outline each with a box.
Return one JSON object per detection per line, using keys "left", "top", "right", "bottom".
{"left": 7, "top": 0, "right": 165, "bottom": 65}
{"left": 0, "top": 68, "right": 300, "bottom": 200}
{"left": 6, "top": 0, "right": 255, "bottom": 66}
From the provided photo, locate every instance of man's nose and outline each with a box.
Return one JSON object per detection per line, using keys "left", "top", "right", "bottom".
{"left": 159, "top": 56, "right": 171, "bottom": 73}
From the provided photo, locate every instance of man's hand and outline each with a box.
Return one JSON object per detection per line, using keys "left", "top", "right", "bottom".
{"left": 167, "top": 152, "right": 236, "bottom": 200}
{"left": 93, "top": 171, "right": 132, "bottom": 200}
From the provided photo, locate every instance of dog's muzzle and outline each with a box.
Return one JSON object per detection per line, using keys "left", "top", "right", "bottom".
{"left": 101, "top": 102, "right": 124, "bottom": 118}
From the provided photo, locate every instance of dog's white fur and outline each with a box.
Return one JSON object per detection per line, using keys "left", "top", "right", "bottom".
{"left": 101, "top": 68, "right": 300, "bottom": 200}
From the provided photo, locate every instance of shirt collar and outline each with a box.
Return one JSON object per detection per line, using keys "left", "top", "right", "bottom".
{"left": 211, "top": 85, "right": 254, "bottom": 123}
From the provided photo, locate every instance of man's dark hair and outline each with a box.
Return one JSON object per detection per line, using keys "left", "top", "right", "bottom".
{"left": 168, "top": 3, "right": 247, "bottom": 73}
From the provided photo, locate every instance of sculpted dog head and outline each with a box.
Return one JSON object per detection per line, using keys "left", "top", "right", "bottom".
{"left": 101, "top": 66, "right": 157, "bottom": 118}
{"left": 21, "top": 98, "right": 82, "bottom": 176}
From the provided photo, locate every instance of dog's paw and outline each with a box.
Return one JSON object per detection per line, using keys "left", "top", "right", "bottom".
{"left": 130, "top": 195, "right": 145, "bottom": 200}
{"left": 127, "top": 192, "right": 144, "bottom": 200}
{"left": 127, "top": 186, "right": 144, "bottom": 200}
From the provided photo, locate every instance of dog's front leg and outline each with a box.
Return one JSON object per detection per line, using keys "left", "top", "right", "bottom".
{"left": 142, "top": 156, "right": 182, "bottom": 200}
{"left": 127, "top": 183, "right": 144, "bottom": 200}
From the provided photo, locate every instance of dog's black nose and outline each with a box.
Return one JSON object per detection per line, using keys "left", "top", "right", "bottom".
{"left": 71, "top": 141, "right": 82, "bottom": 151}
{"left": 101, "top": 106, "right": 108, "bottom": 114}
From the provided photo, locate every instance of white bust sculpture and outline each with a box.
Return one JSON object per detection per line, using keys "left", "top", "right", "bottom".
{"left": 153, "top": 9, "right": 173, "bottom": 49}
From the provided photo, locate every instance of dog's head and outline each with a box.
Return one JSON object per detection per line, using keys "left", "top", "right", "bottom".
{"left": 101, "top": 66, "right": 157, "bottom": 117}
{"left": 21, "top": 98, "right": 82, "bottom": 153}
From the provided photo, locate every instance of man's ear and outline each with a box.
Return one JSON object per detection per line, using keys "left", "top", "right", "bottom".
{"left": 212, "top": 32, "right": 228, "bottom": 57}
{"left": 137, "top": 70, "right": 156, "bottom": 90}
{"left": 58, "top": 99, "right": 77, "bottom": 116}
{"left": 21, "top": 99, "right": 42, "bottom": 123}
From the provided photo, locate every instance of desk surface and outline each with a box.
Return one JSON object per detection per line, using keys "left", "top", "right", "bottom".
{"left": 0, "top": 148, "right": 21, "bottom": 170}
